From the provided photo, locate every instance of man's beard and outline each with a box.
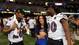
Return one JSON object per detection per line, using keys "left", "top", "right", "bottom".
{"left": 17, "top": 17, "right": 23, "bottom": 22}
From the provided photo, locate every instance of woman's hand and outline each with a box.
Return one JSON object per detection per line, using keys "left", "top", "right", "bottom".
{"left": 37, "top": 32, "right": 46, "bottom": 39}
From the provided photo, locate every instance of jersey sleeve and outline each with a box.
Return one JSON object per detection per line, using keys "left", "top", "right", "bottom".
{"left": 57, "top": 13, "right": 68, "bottom": 20}
{"left": 6, "top": 17, "right": 16, "bottom": 28}
{"left": 6, "top": 19, "right": 14, "bottom": 26}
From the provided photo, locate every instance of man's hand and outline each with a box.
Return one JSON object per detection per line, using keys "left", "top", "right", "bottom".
{"left": 25, "top": 26, "right": 31, "bottom": 35}
{"left": 36, "top": 32, "right": 46, "bottom": 39}
{"left": 26, "top": 29, "right": 30, "bottom": 35}
{"left": 71, "top": 39, "right": 75, "bottom": 45}
{"left": 3, "top": 26, "right": 11, "bottom": 33}
{"left": 11, "top": 22, "right": 18, "bottom": 29}
{"left": 39, "top": 31, "right": 46, "bottom": 38}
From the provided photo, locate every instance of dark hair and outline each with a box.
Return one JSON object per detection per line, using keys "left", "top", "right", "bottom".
{"left": 37, "top": 16, "right": 48, "bottom": 33}
{"left": 46, "top": 2, "right": 60, "bottom": 14}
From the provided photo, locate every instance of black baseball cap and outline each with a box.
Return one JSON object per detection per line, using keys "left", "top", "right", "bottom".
{"left": 16, "top": 9, "right": 24, "bottom": 15}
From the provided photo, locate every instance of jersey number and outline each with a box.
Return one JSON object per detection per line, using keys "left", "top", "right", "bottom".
{"left": 51, "top": 21, "right": 57, "bottom": 32}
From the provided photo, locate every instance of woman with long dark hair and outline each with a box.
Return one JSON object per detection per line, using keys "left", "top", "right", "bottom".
{"left": 35, "top": 16, "right": 47, "bottom": 45}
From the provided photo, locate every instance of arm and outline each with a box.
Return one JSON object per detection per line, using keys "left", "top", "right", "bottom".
{"left": 37, "top": 31, "right": 46, "bottom": 39}
{"left": 3, "top": 26, "right": 11, "bottom": 33}
{"left": 60, "top": 18, "right": 73, "bottom": 45}
{"left": 3, "top": 21, "right": 17, "bottom": 33}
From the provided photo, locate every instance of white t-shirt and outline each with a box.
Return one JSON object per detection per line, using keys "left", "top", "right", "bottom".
{"left": 28, "top": 19, "right": 36, "bottom": 29}
{"left": 6, "top": 15, "right": 26, "bottom": 43}
{"left": 48, "top": 13, "right": 68, "bottom": 40}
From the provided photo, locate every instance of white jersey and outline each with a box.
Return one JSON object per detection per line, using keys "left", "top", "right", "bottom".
{"left": 48, "top": 13, "right": 68, "bottom": 40}
{"left": 28, "top": 19, "right": 36, "bottom": 29}
{"left": 6, "top": 15, "right": 26, "bottom": 43}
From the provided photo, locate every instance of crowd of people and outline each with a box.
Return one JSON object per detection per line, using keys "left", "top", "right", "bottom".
{"left": 0, "top": 4, "right": 79, "bottom": 45}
